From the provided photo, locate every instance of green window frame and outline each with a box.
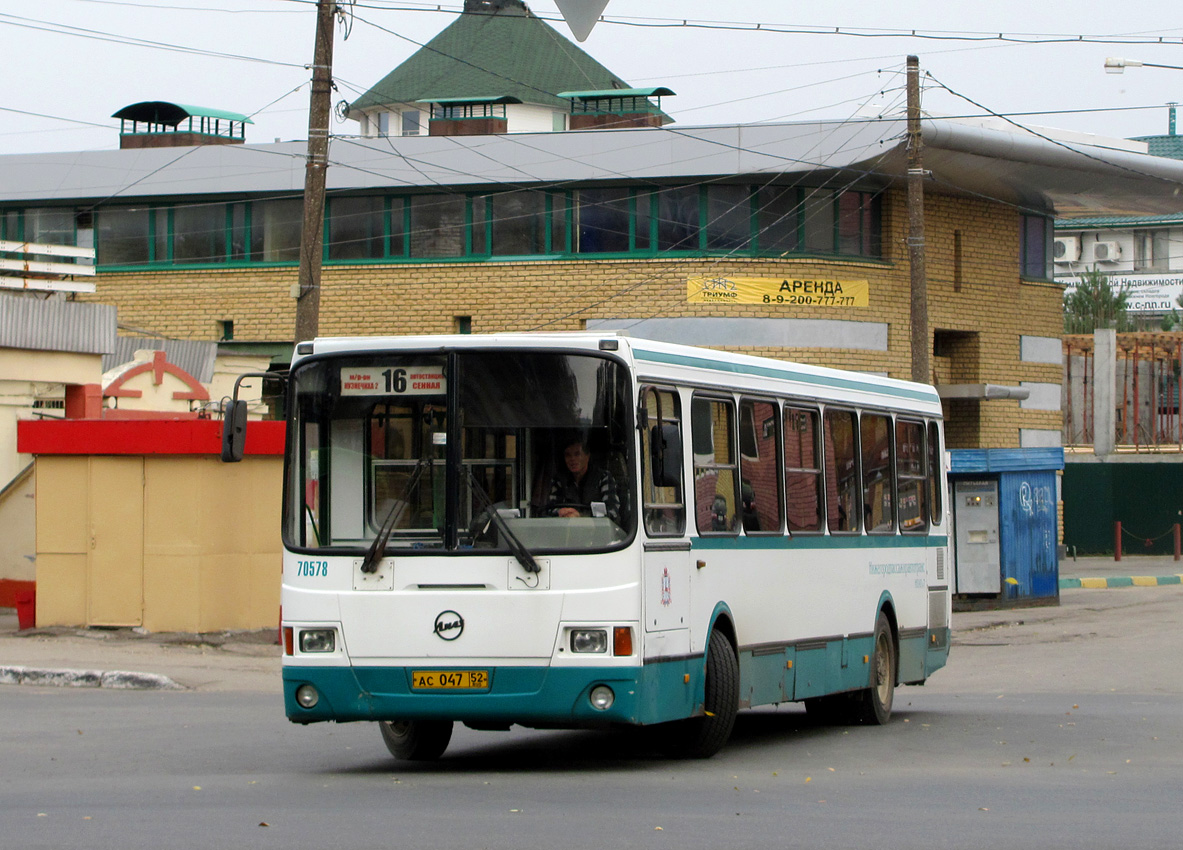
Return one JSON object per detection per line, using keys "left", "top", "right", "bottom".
{"left": 85, "top": 183, "right": 887, "bottom": 270}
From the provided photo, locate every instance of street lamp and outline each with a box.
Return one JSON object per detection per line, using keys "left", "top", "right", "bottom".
{"left": 1105, "top": 57, "right": 1183, "bottom": 74}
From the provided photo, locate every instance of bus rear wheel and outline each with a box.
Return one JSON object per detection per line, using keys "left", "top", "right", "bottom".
{"left": 657, "top": 629, "right": 739, "bottom": 759}
{"left": 851, "top": 612, "right": 896, "bottom": 725}
{"left": 378, "top": 719, "right": 454, "bottom": 761}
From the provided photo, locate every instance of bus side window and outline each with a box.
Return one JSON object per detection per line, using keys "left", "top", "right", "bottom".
{"left": 693, "top": 396, "right": 739, "bottom": 534}
{"left": 641, "top": 388, "right": 685, "bottom": 536}
{"left": 824, "top": 409, "right": 860, "bottom": 533}
{"left": 861, "top": 413, "right": 894, "bottom": 534}
{"left": 739, "top": 398, "right": 782, "bottom": 534}
{"left": 896, "top": 419, "right": 927, "bottom": 533}
{"left": 784, "top": 406, "right": 823, "bottom": 532}
{"left": 928, "top": 421, "right": 944, "bottom": 527}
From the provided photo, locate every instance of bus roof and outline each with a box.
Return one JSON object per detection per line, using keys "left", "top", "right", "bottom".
{"left": 298, "top": 332, "right": 942, "bottom": 413}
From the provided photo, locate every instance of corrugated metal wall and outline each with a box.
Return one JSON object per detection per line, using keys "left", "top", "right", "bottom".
{"left": 0, "top": 294, "right": 115, "bottom": 355}
{"left": 998, "top": 469, "right": 1060, "bottom": 600}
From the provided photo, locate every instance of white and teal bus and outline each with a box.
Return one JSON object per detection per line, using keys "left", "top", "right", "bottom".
{"left": 254, "top": 332, "right": 950, "bottom": 760}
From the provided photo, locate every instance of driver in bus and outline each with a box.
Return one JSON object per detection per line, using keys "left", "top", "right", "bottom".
{"left": 546, "top": 434, "right": 621, "bottom": 524}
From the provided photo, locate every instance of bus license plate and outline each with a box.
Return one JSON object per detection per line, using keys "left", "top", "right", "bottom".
{"left": 411, "top": 670, "right": 489, "bottom": 689}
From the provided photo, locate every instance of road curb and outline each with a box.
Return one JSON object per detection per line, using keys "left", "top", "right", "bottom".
{"left": 0, "top": 665, "right": 185, "bottom": 690}
{"left": 1060, "top": 574, "right": 1183, "bottom": 589}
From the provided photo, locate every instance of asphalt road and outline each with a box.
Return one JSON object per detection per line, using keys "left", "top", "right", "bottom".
{"left": 2, "top": 583, "right": 1181, "bottom": 850}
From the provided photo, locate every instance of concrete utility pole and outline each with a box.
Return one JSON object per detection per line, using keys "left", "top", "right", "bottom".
{"left": 293, "top": 0, "right": 336, "bottom": 343}
{"left": 906, "top": 55, "right": 930, "bottom": 385}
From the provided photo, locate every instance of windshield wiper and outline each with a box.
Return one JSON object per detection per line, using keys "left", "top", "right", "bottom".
{"left": 467, "top": 469, "right": 541, "bottom": 574}
{"left": 360, "top": 457, "right": 430, "bottom": 574}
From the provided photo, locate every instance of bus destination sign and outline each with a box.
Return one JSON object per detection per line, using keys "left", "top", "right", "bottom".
{"left": 339, "top": 366, "right": 447, "bottom": 396}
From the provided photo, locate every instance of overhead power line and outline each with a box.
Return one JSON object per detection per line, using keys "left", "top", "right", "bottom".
{"left": 302, "top": 1, "right": 1183, "bottom": 46}
{"left": 0, "top": 11, "right": 307, "bottom": 67}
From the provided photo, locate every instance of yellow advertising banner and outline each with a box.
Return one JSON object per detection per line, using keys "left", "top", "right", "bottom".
{"left": 687, "top": 276, "right": 869, "bottom": 307}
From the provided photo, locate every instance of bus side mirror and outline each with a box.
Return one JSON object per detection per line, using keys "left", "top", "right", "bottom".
{"left": 221, "top": 399, "right": 248, "bottom": 462}
{"left": 650, "top": 423, "right": 682, "bottom": 488}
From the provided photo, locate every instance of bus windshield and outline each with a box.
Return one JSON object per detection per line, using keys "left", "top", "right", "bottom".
{"left": 285, "top": 349, "right": 634, "bottom": 555}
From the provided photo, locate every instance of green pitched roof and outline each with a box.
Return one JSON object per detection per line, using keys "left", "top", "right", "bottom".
{"left": 348, "top": 3, "right": 636, "bottom": 114}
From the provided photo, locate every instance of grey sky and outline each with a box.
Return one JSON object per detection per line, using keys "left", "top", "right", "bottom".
{"left": 3, "top": 0, "right": 1181, "bottom": 156}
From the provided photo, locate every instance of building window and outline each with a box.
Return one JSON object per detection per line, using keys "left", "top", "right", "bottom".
{"left": 251, "top": 198, "right": 302, "bottom": 262}
{"left": 490, "top": 191, "right": 548, "bottom": 255}
{"left": 656, "top": 187, "right": 700, "bottom": 251}
{"left": 409, "top": 194, "right": 466, "bottom": 258}
{"left": 377, "top": 112, "right": 390, "bottom": 137}
{"left": 97, "top": 207, "right": 150, "bottom": 266}
{"left": 1020, "top": 213, "right": 1053, "bottom": 279}
{"left": 173, "top": 203, "right": 225, "bottom": 264}
{"left": 756, "top": 186, "right": 801, "bottom": 255}
{"left": 1, "top": 209, "right": 21, "bottom": 241}
{"left": 1133, "top": 229, "right": 1169, "bottom": 272}
{"left": 329, "top": 196, "right": 386, "bottom": 260}
{"left": 803, "top": 189, "right": 836, "bottom": 253}
{"left": 230, "top": 203, "right": 249, "bottom": 261}
{"left": 837, "top": 190, "right": 880, "bottom": 257}
{"left": 705, "top": 185, "right": 750, "bottom": 252}
{"left": 575, "top": 188, "right": 631, "bottom": 253}
{"left": 25, "top": 208, "right": 74, "bottom": 246}
{"left": 85, "top": 182, "right": 888, "bottom": 269}
{"left": 401, "top": 110, "right": 421, "bottom": 136}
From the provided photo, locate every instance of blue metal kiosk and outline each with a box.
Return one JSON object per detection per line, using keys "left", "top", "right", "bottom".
{"left": 949, "top": 447, "right": 1064, "bottom": 608}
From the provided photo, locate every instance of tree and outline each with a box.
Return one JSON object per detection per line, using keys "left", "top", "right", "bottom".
{"left": 1063, "top": 267, "right": 1132, "bottom": 334}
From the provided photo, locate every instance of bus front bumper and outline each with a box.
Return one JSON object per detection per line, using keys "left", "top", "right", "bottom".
{"left": 283, "top": 660, "right": 700, "bottom": 728}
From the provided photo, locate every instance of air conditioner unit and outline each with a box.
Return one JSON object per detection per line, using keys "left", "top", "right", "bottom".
{"left": 1053, "top": 236, "right": 1080, "bottom": 262}
{"left": 1091, "top": 241, "right": 1122, "bottom": 262}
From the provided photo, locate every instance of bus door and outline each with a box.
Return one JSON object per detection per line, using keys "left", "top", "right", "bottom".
{"left": 639, "top": 387, "right": 691, "bottom": 658}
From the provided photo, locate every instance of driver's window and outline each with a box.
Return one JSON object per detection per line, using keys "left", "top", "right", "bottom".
{"left": 641, "top": 387, "right": 685, "bottom": 536}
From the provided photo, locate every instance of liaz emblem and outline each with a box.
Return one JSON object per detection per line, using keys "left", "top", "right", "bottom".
{"left": 433, "top": 610, "right": 464, "bottom": 641}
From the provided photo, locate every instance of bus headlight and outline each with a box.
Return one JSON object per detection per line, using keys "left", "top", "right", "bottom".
{"left": 589, "top": 685, "right": 615, "bottom": 711}
{"left": 571, "top": 629, "right": 608, "bottom": 653}
{"left": 295, "top": 684, "right": 320, "bottom": 709}
{"left": 299, "top": 629, "right": 336, "bottom": 653}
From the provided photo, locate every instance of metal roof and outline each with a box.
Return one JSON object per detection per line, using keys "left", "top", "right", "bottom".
{"left": 558, "top": 87, "right": 676, "bottom": 99}
{"left": 3, "top": 118, "right": 1183, "bottom": 217}
{"left": 102, "top": 337, "right": 218, "bottom": 382}
{"left": 0, "top": 295, "right": 115, "bottom": 355}
{"left": 1056, "top": 211, "right": 1183, "bottom": 229}
{"left": 415, "top": 96, "right": 523, "bottom": 105}
{"left": 111, "top": 102, "right": 253, "bottom": 126}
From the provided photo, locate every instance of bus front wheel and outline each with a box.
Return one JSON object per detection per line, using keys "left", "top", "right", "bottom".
{"left": 378, "top": 719, "right": 454, "bottom": 761}
{"left": 657, "top": 629, "right": 739, "bottom": 759}
{"left": 852, "top": 612, "right": 896, "bottom": 725}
